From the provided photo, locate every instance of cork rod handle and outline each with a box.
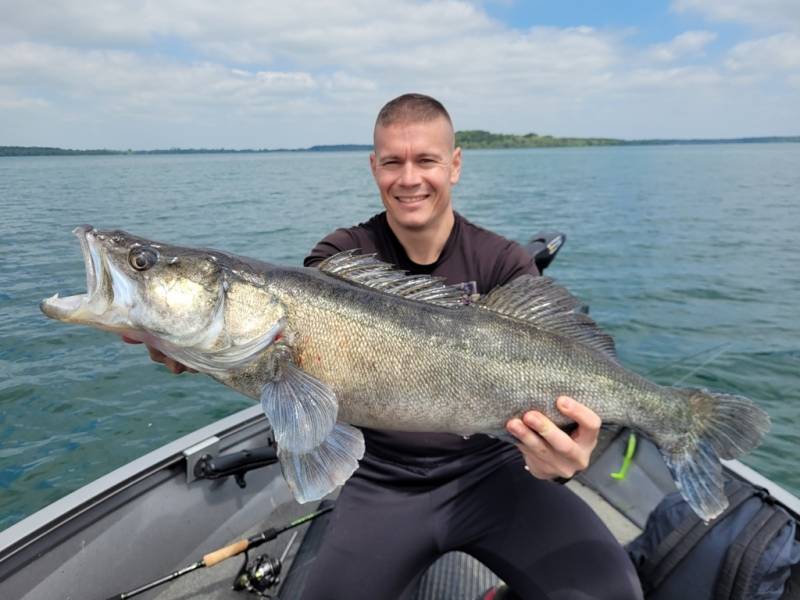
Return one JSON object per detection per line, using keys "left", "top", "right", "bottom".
{"left": 203, "top": 540, "right": 249, "bottom": 567}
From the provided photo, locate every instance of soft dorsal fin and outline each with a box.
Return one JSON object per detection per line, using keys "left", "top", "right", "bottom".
{"left": 318, "top": 250, "right": 468, "bottom": 308}
{"left": 478, "top": 275, "right": 618, "bottom": 361}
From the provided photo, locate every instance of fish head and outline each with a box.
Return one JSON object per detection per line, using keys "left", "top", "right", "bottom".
{"left": 41, "top": 225, "right": 229, "bottom": 348}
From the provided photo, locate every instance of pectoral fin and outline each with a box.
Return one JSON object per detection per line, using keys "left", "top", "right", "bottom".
{"left": 259, "top": 360, "right": 365, "bottom": 503}
{"left": 279, "top": 423, "right": 365, "bottom": 503}
{"left": 260, "top": 361, "right": 338, "bottom": 453}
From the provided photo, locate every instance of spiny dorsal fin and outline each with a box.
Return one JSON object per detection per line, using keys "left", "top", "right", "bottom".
{"left": 318, "top": 250, "right": 468, "bottom": 308}
{"left": 478, "top": 275, "right": 618, "bottom": 361}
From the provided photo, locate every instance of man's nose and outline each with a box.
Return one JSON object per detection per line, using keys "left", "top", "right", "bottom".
{"left": 398, "top": 161, "right": 421, "bottom": 186}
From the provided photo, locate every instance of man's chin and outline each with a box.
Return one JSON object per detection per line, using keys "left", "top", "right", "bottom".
{"left": 388, "top": 211, "right": 431, "bottom": 231}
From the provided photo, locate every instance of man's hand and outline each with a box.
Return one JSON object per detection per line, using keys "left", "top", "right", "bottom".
{"left": 506, "top": 396, "right": 600, "bottom": 480}
{"left": 120, "top": 335, "right": 197, "bottom": 374}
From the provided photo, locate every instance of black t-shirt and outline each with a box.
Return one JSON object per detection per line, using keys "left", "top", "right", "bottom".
{"left": 304, "top": 211, "right": 539, "bottom": 464}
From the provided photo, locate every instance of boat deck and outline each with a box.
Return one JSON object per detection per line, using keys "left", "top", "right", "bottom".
{"left": 149, "top": 480, "right": 641, "bottom": 600}
{"left": 4, "top": 408, "right": 795, "bottom": 600}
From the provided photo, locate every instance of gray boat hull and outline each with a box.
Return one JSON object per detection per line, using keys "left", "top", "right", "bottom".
{"left": 0, "top": 406, "right": 302, "bottom": 600}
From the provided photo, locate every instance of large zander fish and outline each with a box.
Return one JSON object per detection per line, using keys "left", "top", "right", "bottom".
{"left": 41, "top": 226, "right": 770, "bottom": 521}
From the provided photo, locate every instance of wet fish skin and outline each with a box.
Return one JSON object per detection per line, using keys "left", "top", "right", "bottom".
{"left": 251, "top": 267, "right": 642, "bottom": 432}
{"left": 41, "top": 227, "right": 770, "bottom": 520}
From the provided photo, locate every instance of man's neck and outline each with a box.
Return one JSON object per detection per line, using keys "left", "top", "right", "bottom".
{"left": 387, "top": 210, "right": 456, "bottom": 265}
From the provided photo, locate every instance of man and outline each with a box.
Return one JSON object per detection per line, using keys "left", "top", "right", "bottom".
{"left": 298, "top": 94, "right": 642, "bottom": 599}
{"left": 132, "top": 94, "right": 643, "bottom": 599}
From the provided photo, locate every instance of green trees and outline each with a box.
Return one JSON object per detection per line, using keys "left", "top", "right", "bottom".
{"left": 455, "top": 130, "right": 623, "bottom": 149}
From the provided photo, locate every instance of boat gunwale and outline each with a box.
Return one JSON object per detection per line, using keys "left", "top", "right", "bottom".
{"left": 0, "top": 404, "right": 267, "bottom": 575}
{"left": 722, "top": 459, "right": 800, "bottom": 519}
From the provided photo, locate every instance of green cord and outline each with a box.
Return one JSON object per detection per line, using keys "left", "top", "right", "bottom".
{"left": 610, "top": 432, "right": 637, "bottom": 480}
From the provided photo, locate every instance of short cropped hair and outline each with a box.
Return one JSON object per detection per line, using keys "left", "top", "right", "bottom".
{"left": 375, "top": 93, "right": 453, "bottom": 129}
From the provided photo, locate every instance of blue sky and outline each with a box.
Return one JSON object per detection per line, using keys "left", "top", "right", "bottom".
{"left": 1, "top": 0, "right": 798, "bottom": 148}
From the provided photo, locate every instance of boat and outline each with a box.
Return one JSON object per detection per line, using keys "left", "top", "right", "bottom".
{"left": 1, "top": 233, "right": 798, "bottom": 600}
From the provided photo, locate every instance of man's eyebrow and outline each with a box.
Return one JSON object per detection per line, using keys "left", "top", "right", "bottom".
{"left": 377, "top": 150, "right": 445, "bottom": 162}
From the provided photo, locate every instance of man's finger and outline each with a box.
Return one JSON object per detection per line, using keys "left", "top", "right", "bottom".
{"left": 506, "top": 418, "right": 548, "bottom": 454}
{"left": 507, "top": 417, "right": 583, "bottom": 479}
{"left": 165, "top": 358, "right": 183, "bottom": 374}
{"left": 521, "top": 411, "right": 578, "bottom": 458}
{"left": 515, "top": 439, "right": 578, "bottom": 480}
{"left": 556, "top": 396, "right": 601, "bottom": 446}
{"left": 163, "top": 357, "right": 197, "bottom": 374}
{"left": 147, "top": 346, "right": 168, "bottom": 363}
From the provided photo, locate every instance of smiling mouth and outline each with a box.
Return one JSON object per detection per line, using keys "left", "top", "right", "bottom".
{"left": 394, "top": 194, "right": 431, "bottom": 204}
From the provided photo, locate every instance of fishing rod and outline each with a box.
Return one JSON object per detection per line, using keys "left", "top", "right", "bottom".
{"left": 106, "top": 504, "right": 333, "bottom": 600}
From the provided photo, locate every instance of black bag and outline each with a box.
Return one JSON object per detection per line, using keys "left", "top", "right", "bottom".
{"left": 627, "top": 478, "right": 800, "bottom": 600}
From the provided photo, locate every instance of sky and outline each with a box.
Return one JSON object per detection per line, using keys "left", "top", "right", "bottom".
{"left": 1, "top": 0, "right": 799, "bottom": 149}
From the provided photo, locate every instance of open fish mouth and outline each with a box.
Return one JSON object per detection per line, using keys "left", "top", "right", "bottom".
{"left": 40, "top": 225, "right": 111, "bottom": 323}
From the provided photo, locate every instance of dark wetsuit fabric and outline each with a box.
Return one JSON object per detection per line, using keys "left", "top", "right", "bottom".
{"left": 300, "top": 212, "right": 643, "bottom": 600}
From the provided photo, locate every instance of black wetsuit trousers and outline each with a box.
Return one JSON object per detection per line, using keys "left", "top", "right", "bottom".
{"left": 300, "top": 443, "right": 643, "bottom": 600}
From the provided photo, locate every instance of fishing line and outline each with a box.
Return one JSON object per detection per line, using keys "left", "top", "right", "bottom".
{"left": 672, "top": 343, "right": 732, "bottom": 386}
{"left": 610, "top": 342, "right": 733, "bottom": 481}
{"left": 646, "top": 342, "right": 732, "bottom": 379}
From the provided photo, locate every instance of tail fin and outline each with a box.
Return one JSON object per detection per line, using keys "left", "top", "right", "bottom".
{"left": 659, "top": 389, "right": 770, "bottom": 521}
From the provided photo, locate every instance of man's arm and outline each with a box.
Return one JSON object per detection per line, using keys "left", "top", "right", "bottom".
{"left": 304, "top": 228, "right": 359, "bottom": 267}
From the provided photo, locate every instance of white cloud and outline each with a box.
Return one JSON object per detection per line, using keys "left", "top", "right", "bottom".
{"left": 622, "top": 65, "right": 725, "bottom": 89}
{"left": 0, "top": 1, "right": 495, "bottom": 58}
{"left": 321, "top": 72, "right": 377, "bottom": 93}
{"left": 0, "top": 14, "right": 626, "bottom": 124}
{"left": 0, "top": 86, "right": 49, "bottom": 110}
{"left": 645, "top": 30, "right": 717, "bottom": 62}
{"left": 0, "top": 0, "right": 798, "bottom": 146}
{"left": 725, "top": 33, "right": 800, "bottom": 71}
{"left": 672, "top": 0, "right": 800, "bottom": 31}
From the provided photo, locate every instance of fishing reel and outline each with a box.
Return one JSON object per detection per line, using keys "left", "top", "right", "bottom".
{"left": 233, "top": 550, "right": 283, "bottom": 598}
{"left": 232, "top": 529, "right": 299, "bottom": 598}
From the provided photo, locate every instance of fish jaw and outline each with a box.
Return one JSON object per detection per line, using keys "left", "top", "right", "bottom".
{"left": 40, "top": 225, "right": 134, "bottom": 333}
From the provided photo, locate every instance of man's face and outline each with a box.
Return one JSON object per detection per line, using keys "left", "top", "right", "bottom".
{"left": 370, "top": 117, "right": 462, "bottom": 232}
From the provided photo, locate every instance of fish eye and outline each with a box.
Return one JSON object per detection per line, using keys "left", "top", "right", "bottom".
{"left": 128, "top": 247, "right": 159, "bottom": 271}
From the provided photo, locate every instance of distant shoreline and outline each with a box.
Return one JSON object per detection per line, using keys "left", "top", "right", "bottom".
{"left": 455, "top": 131, "right": 800, "bottom": 149}
{"left": 2, "top": 132, "right": 799, "bottom": 157}
{"left": 0, "top": 144, "right": 372, "bottom": 157}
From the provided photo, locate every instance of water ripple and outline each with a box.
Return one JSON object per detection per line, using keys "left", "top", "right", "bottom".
{"left": 2, "top": 146, "right": 799, "bottom": 529}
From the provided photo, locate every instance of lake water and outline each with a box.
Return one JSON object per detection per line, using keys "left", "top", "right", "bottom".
{"left": 1, "top": 145, "right": 799, "bottom": 530}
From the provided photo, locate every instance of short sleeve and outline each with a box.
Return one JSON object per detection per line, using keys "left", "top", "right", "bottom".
{"left": 492, "top": 241, "right": 540, "bottom": 287}
{"left": 303, "top": 228, "right": 360, "bottom": 267}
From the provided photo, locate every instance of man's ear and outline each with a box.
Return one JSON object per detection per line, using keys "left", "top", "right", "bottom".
{"left": 369, "top": 152, "right": 377, "bottom": 178}
{"left": 450, "top": 147, "right": 462, "bottom": 184}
